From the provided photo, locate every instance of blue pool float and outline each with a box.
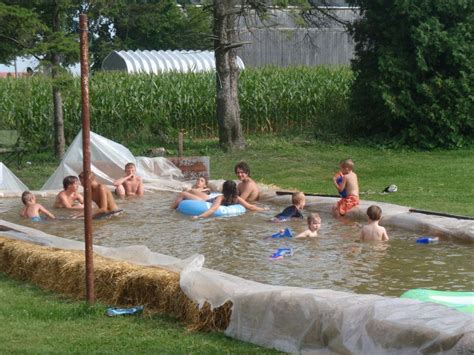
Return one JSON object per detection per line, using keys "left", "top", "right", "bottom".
{"left": 270, "top": 247, "right": 294, "bottom": 260}
{"left": 335, "top": 173, "right": 347, "bottom": 198}
{"left": 177, "top": 199, "right": 246, "bottom": 217}
{"left": 271, "top": 228, "right": 293, "bottom": 238}
{"left": 416, "top": 236, "right": 439, "bottom": 244}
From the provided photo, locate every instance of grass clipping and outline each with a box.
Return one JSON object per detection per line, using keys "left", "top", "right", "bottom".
{"left": 0, "top": 236, "right": 231, "bottom": 331}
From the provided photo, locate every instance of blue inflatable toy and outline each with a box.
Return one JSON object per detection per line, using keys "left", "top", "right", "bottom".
{"left": 177, "top": 199, "right": 246, "bottom": 217}
{"left": 416, "top": 236, "right": 439, "bottom": 244}
{"left": 335, "top": 173, "right": 347, "bottom": 198}
{"left": 270, "top": 247, "right": 294, "bottom": 260}
{"left": 271, "top": 228, "right": 293, "bottom": 238}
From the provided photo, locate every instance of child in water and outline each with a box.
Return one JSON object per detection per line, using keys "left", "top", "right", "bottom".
{"left": 171, "top": 176, "right": 210, "bottom": 209}
{"left": 192, "top": 180, "right": 267, "bottom": 219}
{"left": 360, "top": 205, "right": 389, "bottom": 242}
{"left": 20, "top": 191, "right": 55, "bottom": 221}
{"left": 272, "top": 191, "right": 305, "bottom": 222}
{"left": 295, "top": 213, "right": 322, "bottom": 238}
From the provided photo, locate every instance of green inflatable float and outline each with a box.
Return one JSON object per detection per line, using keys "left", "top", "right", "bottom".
{"left": 401, "top": 289, "right": 474, "bottom": 313}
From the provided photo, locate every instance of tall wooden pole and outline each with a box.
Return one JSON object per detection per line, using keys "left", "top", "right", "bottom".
{"left": 79, "top": 13, "right": 95, "bottom": 304}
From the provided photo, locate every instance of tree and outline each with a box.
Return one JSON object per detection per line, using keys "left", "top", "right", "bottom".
{"left": 0, "top": 1, "right": 79, "bottom": 159}
{"left": 347, "top": 0, "right": 474, "bottom": 148}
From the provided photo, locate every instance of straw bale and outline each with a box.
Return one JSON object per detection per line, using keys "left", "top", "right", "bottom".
{"left": 0, "top": 236, "right": 231, "bottom": 331}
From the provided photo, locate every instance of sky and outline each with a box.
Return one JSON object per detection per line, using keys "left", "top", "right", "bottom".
{"left": 0, "top": 56, "right": 80, "bottom": 76}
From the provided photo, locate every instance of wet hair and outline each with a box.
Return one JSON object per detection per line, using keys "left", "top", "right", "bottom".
{"left": 79, "top": 171, "right": 95, "bottom": 181}
{"left": 21, "top": 191, "right": 34, "bottom": 204}
{"left": 367, "top": 205, "right": 382, "bottom": 221}
{"left": 292, "top": 192, "right": 305, "bottom": 205}
{"left": 234, "top": 161, "right": 251, "bottom": 176}
{"left": 125, "top": 162, "right": 136, "bottom": 169}
{"left": 340, "top": 158, "right": 354, "bottom": 170}
{"left": 221, "top": 180, "right": 238, "bottom": 205}
{"left": 307, "top": 212, "right": 321, "bottom": 225}
{"left": 63, "top": 176, "right": 79, "bottom": 190}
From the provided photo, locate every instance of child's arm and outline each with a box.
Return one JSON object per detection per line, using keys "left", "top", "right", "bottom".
{"left": 381, "top": 227, "right": 389, "bottom": 241}
{"left": 295, "top": 230, "right": 311, "bottom": 238}
{"left": 137, "top": 178, "right": 144, "bottom": 196}
{"left": 237, "top": 197, "right": 268, "bottom": 212}
{"left": 360, "top": 228, "right": 366, "bottom": 241}
{"left": 113, "top": 174, "right": 132, "bottom": 187}
{"left": 193, "top": 196, "right": 223, "bottom": 219}
{"left": 20, "top": 207, "right": 27, "bottom": 217}
{"left": 39, "top": 204, "right": 55, "bottom": 219}
{"left": 333, "top": 173, "right": 346, "bottom": 192}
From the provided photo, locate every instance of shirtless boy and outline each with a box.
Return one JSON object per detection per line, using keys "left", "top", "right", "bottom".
{"left": 295, "top": 213, "right": 322, "bottom": 238}
{"left": 20, "top": 191, "right": 55, "bottom": 221}
{"left": 332, "top": 158, "right": 359, "bottom": 216}
{"left": 360, "top": 205, "right": 389, "bottom": 242}
{"left": 113, "top": 162, "right": 144, "bottom": 197}
{"left": 54, "top": 176, "right": 84, "bottom": 209}
{"left": 234, "top": 161, "right": 259, "bottom": 202}
{"left": 78, "top": 171, "right": 121, "bottom": 219}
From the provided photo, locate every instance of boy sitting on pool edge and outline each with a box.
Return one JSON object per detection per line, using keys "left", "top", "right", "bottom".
{"left": 332, "top": 158, "right": 359, "bottom": 217}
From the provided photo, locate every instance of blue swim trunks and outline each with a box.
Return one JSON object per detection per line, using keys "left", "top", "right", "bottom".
{"left": 31, "top": 216, "right": 42, "bottom": 222}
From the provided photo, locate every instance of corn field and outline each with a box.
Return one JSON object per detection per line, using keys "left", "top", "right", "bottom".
{"left": 0, "top": 66, "right": 352, "bottom": 148}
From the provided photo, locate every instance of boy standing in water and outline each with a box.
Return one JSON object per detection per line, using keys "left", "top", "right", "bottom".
{"left": 54, "top": 176, "right": 84, "bottom": 209}
{"left": 20, "top": 191, "right": 55, "bottom": 221}
{"left": 332, "top": 158, "right": 359, "bottom": 216}
{"left": 234, "top": 161, "right": 259, "bottom": 202}
{"left": 361, "top": 205, "right": 389, "bottom": 241}
{"left": 77, "top": 171, "right": 122, "bottom": 219}
{"left": 113, "top": 162, "right": 144, "bottom": 198}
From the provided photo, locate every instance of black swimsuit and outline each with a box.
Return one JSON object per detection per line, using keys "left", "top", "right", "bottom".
{"left": 274, "top": 205, "right": 303, "bottom": 220}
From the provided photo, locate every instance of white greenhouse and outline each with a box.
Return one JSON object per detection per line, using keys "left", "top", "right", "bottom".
{"left": 102, "top": 49, "right": 245, "bottom": 74}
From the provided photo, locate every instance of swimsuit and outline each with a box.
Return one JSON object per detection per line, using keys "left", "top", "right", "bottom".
{"left": 31, "top": 216, "right": 42, "bottom": 222}
{"left": 274, "top": 205, "right": 303, "bottom": 220}
{"left": 93, "top": 209, "right": 124, "bottom": 220}
{"left": 336, "top": 195, "right": 359, "bottom": 216}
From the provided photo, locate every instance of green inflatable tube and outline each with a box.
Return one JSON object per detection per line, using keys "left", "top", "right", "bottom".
{"left": 401, "top": 289, "right": 474, "bottom": 313}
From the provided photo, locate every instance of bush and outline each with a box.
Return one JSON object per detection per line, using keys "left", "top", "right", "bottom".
{"left": 348, "top": 0, "right": 474, "bottom": 148}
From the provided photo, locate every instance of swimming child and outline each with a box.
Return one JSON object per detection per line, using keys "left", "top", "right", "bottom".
{"left": 192, "top": 180, "right": 267, "bottom": 219}
{"left": 272, "top": 191, "right": 305, "bottom": 222}
{"left": 171, "top": 176, "right": 210, "bottom": 209}
{"left": 20, "top": 191, "right": 55, "bottom": 221}
{"left": 54, "top": 176, "right": 84, "bottom": 209}
{"left": 76, "top": 171, "right": 122, "bottom": 220}
{"left": 360, "top": 205, "right": 389, "bottom": 242}
{"left": 295, "top": 213, "right": 322, "bottom": 238}
{"left": 234, "top": 161, "right": 260, "bottom": 202}
{"left": 113, "top": 162, "right": 144, "bottom": 197}
{"left": 332, "top": 158, "right": 360, "bottom": 216}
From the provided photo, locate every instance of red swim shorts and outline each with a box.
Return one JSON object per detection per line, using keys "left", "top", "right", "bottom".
{"left": 336, "top": 194, "right": 360, "bottom": 216}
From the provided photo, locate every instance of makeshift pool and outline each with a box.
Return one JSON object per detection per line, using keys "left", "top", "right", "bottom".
{"left": 1, "top": 191, "right": 472, "bottom": 297}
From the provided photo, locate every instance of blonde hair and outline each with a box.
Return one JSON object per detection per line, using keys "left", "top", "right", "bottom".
{"left": 367, "top": 205, "right": 382, "bottom": 221}
{"left": 340, "top": 158, "right": 354, "bottom": 170}
{"left": 307, "top": 212, "right": 321, "bottom": 225}
{"left": 21, "top": 191, "right": 34, "bottom": 204}
{"left": 292, "top": 191, "right": 305, "bottom": 205}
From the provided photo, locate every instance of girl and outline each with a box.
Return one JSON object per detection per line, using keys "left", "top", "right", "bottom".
{"left": 172, "top": 176, "right": 210, "bottom": 209}
{"left": 193, "top": 180, "right": 267, "bottom": 219}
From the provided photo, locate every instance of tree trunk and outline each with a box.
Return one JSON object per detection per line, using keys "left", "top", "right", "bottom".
{"left": 214, "top": 0, "right": 245, "bottom": 152}
{"left": 52, "top": 3, "right": 65, "bottom": 160}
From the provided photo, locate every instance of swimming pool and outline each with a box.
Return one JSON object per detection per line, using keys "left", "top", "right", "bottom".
{"left": 0, "top": 191, "right": 472, "bottom": 297}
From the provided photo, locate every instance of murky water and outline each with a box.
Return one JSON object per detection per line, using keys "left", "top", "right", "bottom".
{"left": 1, "top": 192, "right": 473, "bottom": 297}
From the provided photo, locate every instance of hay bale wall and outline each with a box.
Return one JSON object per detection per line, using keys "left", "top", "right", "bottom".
{"left": 0, "top": 236, "right": 231, "bottom": 331}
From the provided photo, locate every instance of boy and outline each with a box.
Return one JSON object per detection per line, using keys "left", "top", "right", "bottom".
{"left": 78, "top": 171, "right": 122, "bottom": 219}
{"left": 272, "top": 191, "right": 305, "bottom": 222}
{"left": 360, "top": 205, "right": 389, "bottom": 242}
{"left": 54, "top": 176, "right": 84, "bottom": 209}
{"left": 332, "top": 158, "right": 359, "bottom": 216}
{"left": 20, "top": 191, "right": 55, "bottom": 221}
{"left": 113, "top": 162, "right": 144, "bottom": 198}
{"left": 234, "top": 161, "right": 259, "bottom": 202}
{"left": 295, "top": 213, "right": 322, "bottom": 238}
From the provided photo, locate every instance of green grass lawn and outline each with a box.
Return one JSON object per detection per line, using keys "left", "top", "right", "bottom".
{"left": 12, "top": 135, "right": 473, "bottom": 216}
{"left": 0, "top": 273, "right": 279, "bottom": 354}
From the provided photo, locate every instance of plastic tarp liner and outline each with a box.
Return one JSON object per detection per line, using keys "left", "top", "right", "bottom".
{"left": 40, "top": 131, "right": 183, "bottom": 191}
{"left": 0, "top": 162, "right": 29, "bottom": 195}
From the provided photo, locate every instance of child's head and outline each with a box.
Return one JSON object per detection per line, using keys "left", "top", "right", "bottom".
{"left": 21, "top": 191, "right": 35, "bottom": 205}
{"left": 234, "top": 161, "right": 251, "bottom": 178}
{"left": 367, "top": 205, "right": 382, "bottom": 221}
{"left": 222, "top": 180, "right": 238, "bottom": 201}
{"left": 63, "top": 175, "right": 79, "bottom": 190}
{"left": 195, "top": 176, "right": 208, "bottom": 188}
{"left": 125, "top": 162, "right": 136, "bottom": 175}
{"left": 79, "top": 171, "right": 95, "bottom": 185}
{"left": 292, "top": 191, "right": 305, "bottom": 208}
{"left": 307, "top": 213, "right": 321, "bottom": 231}
{"left": 339, "top": 158, "right": 354, "bottom": 174}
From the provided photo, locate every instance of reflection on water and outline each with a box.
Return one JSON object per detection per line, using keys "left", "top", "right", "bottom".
{"left": 1, "top": 192, "right": 473, "bottom": 296}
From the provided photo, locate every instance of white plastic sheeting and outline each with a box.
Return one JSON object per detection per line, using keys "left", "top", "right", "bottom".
{"left": 40, "top": 131, "right": 184, "bottom": 192}
{"left": 0, "top": 162, "right": 29, "bottom": 195}
{"left": 102, "top": 49, "right": 245, "bottom": 74}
